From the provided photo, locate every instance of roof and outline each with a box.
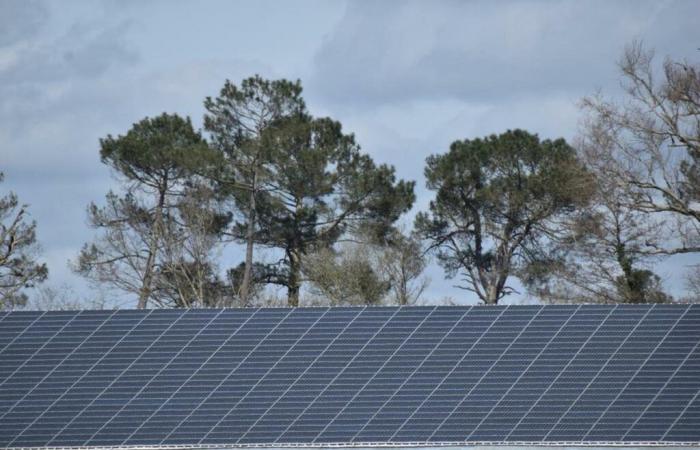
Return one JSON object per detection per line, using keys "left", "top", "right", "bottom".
{"left": 0, "top": 304, "right": 698, "bottom": 449}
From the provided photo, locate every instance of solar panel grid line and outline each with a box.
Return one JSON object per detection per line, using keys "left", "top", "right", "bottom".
{"left": 88, "top": 309, "right": 226, "bottom": 446}
{"left": 169, "top": 308, "right": 297, "bottom": 444}
{"left": 119, "top": 308, "right": 259, "bottom": 443}
{"left": 0, "top": 311, "right": 86, "bottom": 428}
{"left": 0, "top": 311, "right": 10, "bottom": 338}
{"left": 311, "top": 305, "right": 439, "bottom": 443}
{"left": 346, "top": 307, "right": 473, "bottom": 442}
{"left": 540, "top": 305, "right": 658, "bottom": 441}
{"left": 5, "top": 440, "right": 700, "bottom": 450}
{"left": 502, "top": 305, "right": 618, "bottom": 440}
{"left": 158, "top": 308, "right": 266, "bottom": 444}
{"left": 1, "top": 305, "right": 698, "bottom": 449}
{"left": 660, "top": 373, "right": 700, "bottom": 441}
{"left": 426, "top": 305, "right": 546, "bottom": 441}
{"left": 274, "top": 307, "right": 404, "bottom": 442}
{"left": 622, "top": 332, "right": 700, "bottom": 440}
{"left": 464, "top": 304, "right": 582, "bottom": 440}
{"left": 234, "top": 307, "right": 367, "bottom": 444}
{"left": 386, "top": 306, "right": 510, "bottom": 442}
{"left": 0, "top": 311, "right": 47, "bottom": 357}
{"left": 40, "top": 309, "right": 173, "bottom": 447}
{"left": 22, "top": 441, "right": 700, "bottom": 450}
{"left": 0, "top": 311, "right": 59, "bottom": 390}
{"left": 0, "top": 310, "right": 118, "bottom": 426}
{"left": 580, "top": 305, "right": 691, "bottom": 440}
{"left": 199, "top": 308, "right": 332, "bottom": 443}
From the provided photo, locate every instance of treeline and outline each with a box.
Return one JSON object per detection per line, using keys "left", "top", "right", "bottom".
{"left": 1, "top": 43, "right": 698, "bottom": 309}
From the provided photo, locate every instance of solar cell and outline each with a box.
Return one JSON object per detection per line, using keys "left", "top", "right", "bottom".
{"left": 0, "top": 304, "right": 698, "bottom": 449}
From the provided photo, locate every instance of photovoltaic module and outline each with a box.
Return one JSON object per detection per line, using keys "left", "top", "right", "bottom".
{"left": 0, "top": 304, "right": 698, "bottom": 448}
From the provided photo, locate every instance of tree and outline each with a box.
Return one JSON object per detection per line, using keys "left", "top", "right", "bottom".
{"left": 580, "top": 42, "right": 700, "bottom": 256}
{"left": 415, "top": 129, "right": 591, "bottom": 304}
{"left": 0, "top": 172, "right": 47, "bottom": 309}
{"left": 303, "top": 244, "right": 390, "bottom": 306}
{"left": 525, "top": 180, "right": 671, "bottom": 304}
{"left": 374, "top": 228, "right": 429, "bottom": 305}
{"left": 75, "top": 113, "right": 226, "bottom": 308}
{"left": 684, "top": 265, "right": 700, "bottom": 303}
{"left": 152, "top": 184, "right": 233, "bottom": 307}
{"left": 25, "top": 284, "right": 110, "bottom": 311}
{"left": 301, "top": 227, "right": 428, "bottom": 306}
{"left": 203, "top": 76, "right": 305, "bottom": 304}
{"left": 250, "top": 114, "right": 415, "bottom": 306}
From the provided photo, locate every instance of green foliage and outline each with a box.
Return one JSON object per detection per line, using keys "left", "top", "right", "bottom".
{"left": 204, "top": 77, "right": 414, "bottom": 306}
{"left": 76, "top": 114, "right": 230, "bottom": 308}
{"left": 204, "top": 75, "right": 305, "bottom": 154}
{"left": 100, "top": 113, "right": 210, "bottom": 188}
{"left": 416, "top": 129, "right": 592, "bottom": 304}
{"left": 615, "top": 269, "right": 671, "bottom": 304}
{"left": 303, "top": 246, "right": 391, "bottom": 306}
{"left": 614, "top": 245, "right": 672, "bottom": 304}
{"left": 250, "top": 113, "right": 415, "bottom": 305}
{"left": 203, "top": 76, "right": 307, "bottom": 303}
{"left": 203, "top": 75, "right": 306, "bottom": 195}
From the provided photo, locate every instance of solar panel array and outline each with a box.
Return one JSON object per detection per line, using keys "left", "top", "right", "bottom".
{"left": 0, "top": 304, "right": 698, "bottom": 448}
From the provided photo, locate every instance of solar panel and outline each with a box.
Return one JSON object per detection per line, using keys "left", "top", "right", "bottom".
{"left": 0, "top": 304, "right": 698, "bottom": 449}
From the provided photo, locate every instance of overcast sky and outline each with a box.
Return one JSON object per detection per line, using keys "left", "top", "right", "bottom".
{"left": 2, "top": 0, "right": 699, "bottom": 307}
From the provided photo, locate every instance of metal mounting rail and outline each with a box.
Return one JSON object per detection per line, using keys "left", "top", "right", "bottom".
{"left": 3, "top": 441, "right": 700, "bottom": 450}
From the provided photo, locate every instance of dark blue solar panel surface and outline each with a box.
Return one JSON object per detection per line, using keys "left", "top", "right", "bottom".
{"left": 0, "top": 305, "right": 698, "bottom": 448}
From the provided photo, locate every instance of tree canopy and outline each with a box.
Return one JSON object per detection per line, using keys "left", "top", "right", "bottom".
{"left": 49, "top": 44, "right": 697, "bottom": 308}
{"left": 244, "top": 113, "right": 415, "bottom": 305}
{"left": 75, "top": 113, "right": 229, "bottom": 308}
{"left": 416, "top": 129, "right": 592, "bottom": 304}
{"left": 203, "top": 76, "right": 306, "bottom": 304}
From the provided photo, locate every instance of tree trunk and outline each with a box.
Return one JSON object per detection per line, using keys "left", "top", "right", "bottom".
{"left": 484, "top": 284, "right": 500, "bottom": 305}
{"left": 239, "top": 173, "right": 257, "bottom": 305}
{"left": 138, "top": 246, "right": 156, "bottom": 309}
{"left": 287, "top": 196, "right": 303, "bottom": 307}
{"left": 138, "top": 184, "right": 167, "bottom": 309}
{"left": 287, "top": 248, "right": 301, "bottom": 307}
{"left": 398, "top": 265, "right": 408, "bottom": 305}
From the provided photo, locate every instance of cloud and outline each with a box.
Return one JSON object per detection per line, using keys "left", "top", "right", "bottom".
{"left": 311, "top": 0, "right": 700, "bottom": 106}
{"left": 0, "top": 0, "right": 48, "bottom": 47}
{"left": 1, "top": 0, "right": 697, "bottom": 305}
{"left": 0, "top": 2, "right": 139, "bottom": 174}
{"left": 0, "top": 1, "right": 295, "bottom": 305}
{"left": 0, "top": 1, "right": 144, "bottom": 300}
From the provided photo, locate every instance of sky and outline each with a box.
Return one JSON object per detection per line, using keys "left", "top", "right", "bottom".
{"left": 1, "top": 0, "right": 699, "bottom": 307}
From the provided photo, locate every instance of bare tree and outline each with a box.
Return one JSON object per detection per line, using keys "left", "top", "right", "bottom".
{"left": 581, "top": 42, "right": 700, "bottom": 256}
{"left": 153, "top": 185, "right": 233, "bottom": 308}
{"left": 526, "top": 170, "right": 671, "bottom": 304}
{"left": 0, "top": 172, "right": 47, "bottom": 309}
{"left": 375, "top": 229, "right": 429, "bottom": 305}
{"left": 684, "top": 265, "right": 700, "bottom": 303}
{"left": 23, "top": 284, "right": 112, "bottom": 311}
{"left": 153, "top": 185, "right": 231, "bottom": 308}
